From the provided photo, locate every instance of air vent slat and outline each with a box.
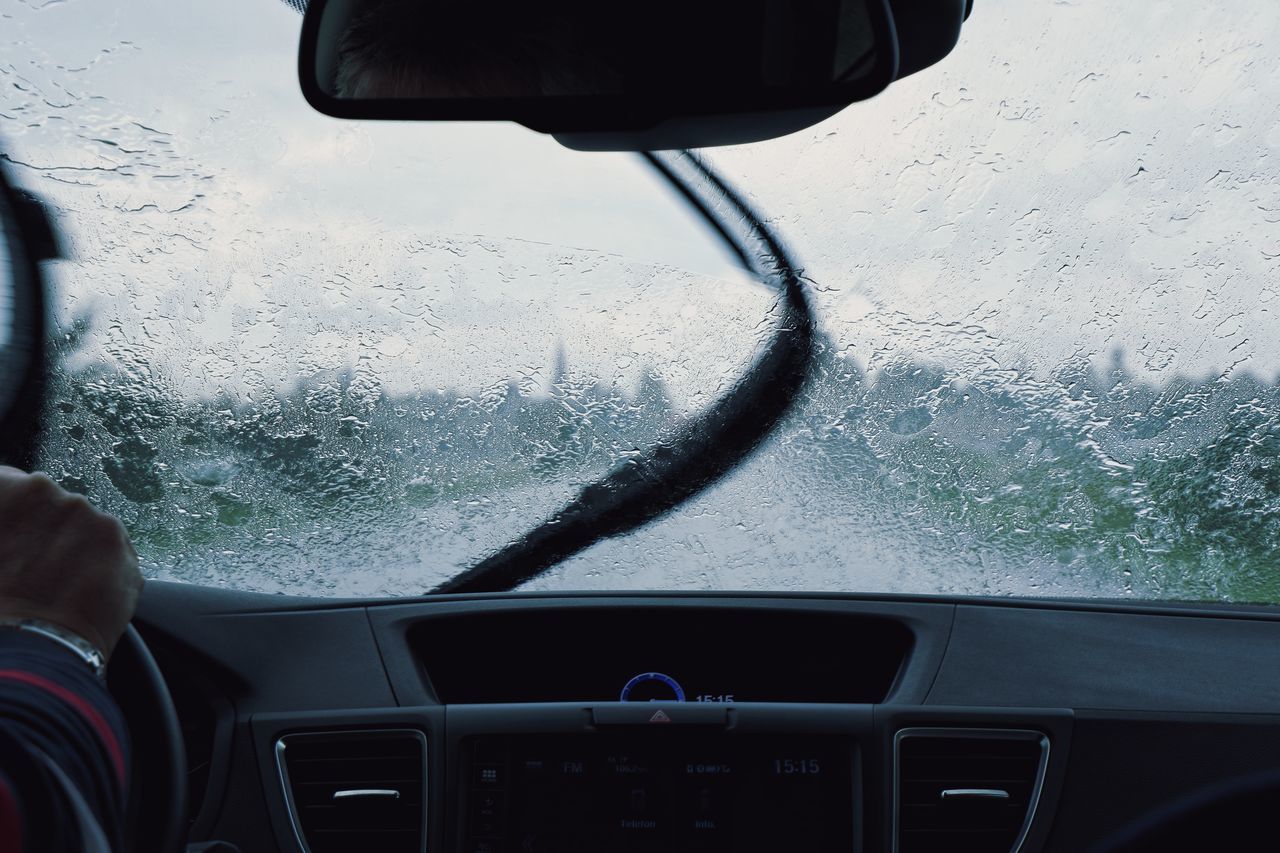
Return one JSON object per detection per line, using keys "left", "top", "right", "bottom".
{"left": 294, "top": 779, "right": 422, "bottom": 799}
{"left": 896, "top": 730, "right": 1046, "bottom": 853}
{"left": 277, "top": 729, "right": 427, "bottom": 853}
{"left": 902, "top": 779, "right": 1032, "bottom": 805}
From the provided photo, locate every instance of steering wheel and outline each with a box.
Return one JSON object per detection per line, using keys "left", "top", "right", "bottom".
{"left": 2, "top": 154, "right": 187, "bottom": 850}
{"left": 2, "top": 155, "right": 188, "bottom": 853}
{"left": 107, "top": 625, "right": 188, "bottom": 853}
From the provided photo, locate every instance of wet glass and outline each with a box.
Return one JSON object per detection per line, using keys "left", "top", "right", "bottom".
{"left": 534, "top": 2, "right": 1280, "bottom": 600}
{"left": 2, "top": 0, "right": 759, "bottom": 595}
{"left": 5, "top": 0, "right": 1280, "bottom": 602}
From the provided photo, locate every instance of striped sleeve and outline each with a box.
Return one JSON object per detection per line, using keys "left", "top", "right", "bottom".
{"left": 0, "top": 630, "right": 130, "bottom": 853}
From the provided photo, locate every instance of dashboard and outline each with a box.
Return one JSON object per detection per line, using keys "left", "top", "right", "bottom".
{"left": 406, "top": 607, "right": 912, "bottom": 705}
{"left": 134, "top": 583, "right": 1280, "bottom": 853}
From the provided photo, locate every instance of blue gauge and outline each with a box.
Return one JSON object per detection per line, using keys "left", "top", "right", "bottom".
{"left": 619, "top": 671, "right": 686, "bottom": 702}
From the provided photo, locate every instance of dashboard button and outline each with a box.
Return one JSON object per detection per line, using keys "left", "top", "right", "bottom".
{"left": 474, "top": 763, "right": 506, "bottom": 788}
{"left": 592, "top": 705, "right": 729, "bottom": 727}
{"left": 471, "top": 790, "right": 506, "bottom": 836}
{"left": 474, "top": 790, "right": 503, "bottom": 812}
{"left": 473, "top": 814, "right": 504, "bottom": 837}
{"left": 519, "top": 758, "right": 549, "bottom": 776}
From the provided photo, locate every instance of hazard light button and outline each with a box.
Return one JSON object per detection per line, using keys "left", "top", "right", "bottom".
{"left": 592, "top": 704, "right": 729, "bottom": 727}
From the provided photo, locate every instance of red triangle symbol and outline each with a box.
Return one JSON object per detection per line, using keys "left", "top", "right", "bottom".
{"left": 649, "top": 709, "right": 672, "bottom": 723}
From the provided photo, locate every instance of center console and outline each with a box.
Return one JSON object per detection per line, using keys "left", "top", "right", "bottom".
{"left": 452, "top": 705, "right": 865, "bottom": 853}
{"left": 251, "top": 602, "right": 1074, "bottom": 853}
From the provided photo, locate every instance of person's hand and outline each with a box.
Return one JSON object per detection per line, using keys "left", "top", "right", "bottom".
{"left": 0, "top": 466, "right": 142, "bottom": 657}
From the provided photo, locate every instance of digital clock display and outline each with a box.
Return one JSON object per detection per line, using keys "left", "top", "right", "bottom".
{"left": 773, "top": 758, "right": 822, "bottom": 775}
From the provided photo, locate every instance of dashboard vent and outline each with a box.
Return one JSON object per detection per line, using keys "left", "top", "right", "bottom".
{"left": 895, "top": 729, "right": 1048, "bottom": 853}
{"left": 276, "top": 729, "right": 427, "bottom": 853}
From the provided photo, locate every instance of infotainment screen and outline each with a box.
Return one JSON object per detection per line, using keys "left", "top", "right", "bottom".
{"left": 463, "top": 734, "right": 856, "bottom": 852}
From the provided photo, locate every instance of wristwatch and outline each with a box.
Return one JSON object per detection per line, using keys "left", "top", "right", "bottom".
{"left": 0, "top": 617, "right": 108, "bottom": 681}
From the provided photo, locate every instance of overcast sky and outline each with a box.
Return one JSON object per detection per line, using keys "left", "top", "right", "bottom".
{"left": 2, "top": 0, "right": 1278, "bottom": 402}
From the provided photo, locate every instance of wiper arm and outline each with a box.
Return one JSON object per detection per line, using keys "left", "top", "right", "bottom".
{"left": 432, "top": 150, "right": 816, "bottom": 594}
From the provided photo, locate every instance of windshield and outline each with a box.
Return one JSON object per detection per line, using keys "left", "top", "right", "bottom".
{"left": 4, "top": 0, "right": 1280, "bottom": 601}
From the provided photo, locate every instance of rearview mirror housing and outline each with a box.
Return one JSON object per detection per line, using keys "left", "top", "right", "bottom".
{"left": 297, "top": 0, "right": 973, "bottom": 150}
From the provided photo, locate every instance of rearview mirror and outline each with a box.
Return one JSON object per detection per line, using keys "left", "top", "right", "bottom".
{"left": 298, "top": 0, "right": 972, "bottom": 150}
{"left": 0, "top": 162, "right": 53, "bottom": 468}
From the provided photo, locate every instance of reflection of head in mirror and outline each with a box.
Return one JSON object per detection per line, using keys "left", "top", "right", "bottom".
{"left": 333, "top": 0, "right": 621, "bottom": 99}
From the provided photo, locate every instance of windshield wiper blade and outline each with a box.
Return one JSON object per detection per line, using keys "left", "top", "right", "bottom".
{"left": 432, "top": 150, "right": 816, "bottom": 594}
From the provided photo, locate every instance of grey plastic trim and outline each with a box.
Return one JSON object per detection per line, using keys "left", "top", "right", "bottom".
{"left": 332, "top": 788, "right": 401, "bottom": 800}
{"left": 893, "top": 727, "right": 1050, "bottom": 853}
{"left": 940, "top": 788, "right": 1010, "bottom": 800}
{"left": 274, "top": 728, "right": 429, "bottom": 853}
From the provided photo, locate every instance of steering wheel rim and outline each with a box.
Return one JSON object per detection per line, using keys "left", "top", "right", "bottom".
{"left": 107, "top": 624, "right": 188, "bottom": 853}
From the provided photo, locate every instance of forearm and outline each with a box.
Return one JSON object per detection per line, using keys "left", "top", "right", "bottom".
{"left": 0, "top": 631, "right": 130, "bottom": 853}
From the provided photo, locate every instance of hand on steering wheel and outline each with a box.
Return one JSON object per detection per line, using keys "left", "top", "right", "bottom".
{"left": 0, "top": 466, "right": 187, "bottom": 853}
{"left": 0, "top": 465, "right": 142, "bottom": 655}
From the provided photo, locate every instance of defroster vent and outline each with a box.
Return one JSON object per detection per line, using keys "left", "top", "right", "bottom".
{"left": 276, "top": 729, "right": 427, "bottom": 853}
{"left": 895, "top": 728, "right": 1048, "bottom": 853}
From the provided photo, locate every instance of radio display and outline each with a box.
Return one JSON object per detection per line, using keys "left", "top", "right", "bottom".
{"left": 464, "top": 734, "right": 856, "bottom": 852}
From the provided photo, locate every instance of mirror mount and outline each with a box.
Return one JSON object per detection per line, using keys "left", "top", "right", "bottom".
{"left": 551, "top": 105, "right": 848, "bottom": 153}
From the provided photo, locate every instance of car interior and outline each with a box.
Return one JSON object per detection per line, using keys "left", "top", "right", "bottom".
{"left": 3, "top": 0, "right": 1280, "bottom": 851}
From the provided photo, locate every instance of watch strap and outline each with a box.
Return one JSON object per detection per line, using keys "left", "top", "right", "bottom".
{"left": 0, "top": 617, "right": 108, "bottom": 680}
